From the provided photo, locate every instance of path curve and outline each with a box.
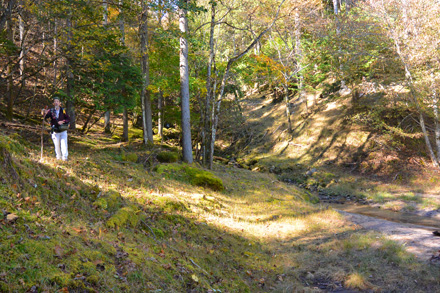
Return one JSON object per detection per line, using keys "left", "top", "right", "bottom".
{"left": 337, "top": 210, "right": 440, "bottom": 260}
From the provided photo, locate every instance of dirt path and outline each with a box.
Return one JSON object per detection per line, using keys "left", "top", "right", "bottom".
{"left": 336, "top": 209, "right": 440, "bottom": 260}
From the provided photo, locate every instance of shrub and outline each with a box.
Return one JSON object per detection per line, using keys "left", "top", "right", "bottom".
{"left": 121, "top": 152, "right": 138, "bottom": 163}
{"left": 157, "top": 151, "right": 179, "bottom": 163}
{"left": 106, "top": 190, "right": 123, "bottom": 210}
{"left": 93, "top": 198, "right": 108, "bottom": 209}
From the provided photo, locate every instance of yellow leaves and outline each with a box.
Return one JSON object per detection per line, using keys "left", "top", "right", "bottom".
{"left": 6, "top": 213, "right": 19, "bottom": 223}
{"left": 243, "top": 251, "right": 254, "bottom": 257}
{"left": 191, "top": 274, "right": 199, "bottom": 283}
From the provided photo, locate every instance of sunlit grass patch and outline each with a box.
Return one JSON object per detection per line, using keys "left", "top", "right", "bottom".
{"left": 398, "top": 192, "right": 421, "bottom": 202}
{"left": 345, "top": 272, "right": 372, "bottom": 290}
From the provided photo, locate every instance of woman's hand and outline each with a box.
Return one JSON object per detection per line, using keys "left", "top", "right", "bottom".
{"left": 58, "top": 121, "right": 64, "bottom": 125}
{"left": 41, "top": 106, "right": 48, "bottom": 116}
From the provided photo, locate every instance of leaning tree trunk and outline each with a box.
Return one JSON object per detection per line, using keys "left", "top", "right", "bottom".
{"left": 393, "top": 38, "right": 439, "bottom": 167}
{"left": 140, "top": 0, "right": 154, "bottom": 144}
{"left": 179, "top": 0, "right": 193, "bottom": 164}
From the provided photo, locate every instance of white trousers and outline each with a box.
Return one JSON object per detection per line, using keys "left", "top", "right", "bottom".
{"left": 51, "top": 131, "right": 68, "bottom": 161}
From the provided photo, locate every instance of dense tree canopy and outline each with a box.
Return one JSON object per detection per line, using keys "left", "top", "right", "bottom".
{"left": 1, "top": 0, "right": 440, "bottom": 167}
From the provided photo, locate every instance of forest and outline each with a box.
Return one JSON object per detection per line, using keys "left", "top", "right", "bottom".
{"left": 1, "top": 0, "right": 440, "bottom": 292}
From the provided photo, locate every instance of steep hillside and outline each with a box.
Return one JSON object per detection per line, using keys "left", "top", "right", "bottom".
{"left": 218, "top": 81, "right": 440, "bottom": 214}
{"left": 0, "top": 125, "right": 317, "bottom": 292}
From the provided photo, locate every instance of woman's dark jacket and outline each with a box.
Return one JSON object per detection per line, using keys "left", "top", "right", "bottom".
{"left": 44, "top": 107, "right": 70, "bottom": 132}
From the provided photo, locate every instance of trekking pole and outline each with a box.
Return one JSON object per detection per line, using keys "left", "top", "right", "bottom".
{"left": 40, "top": 106, "right": 47, "bottom": 161}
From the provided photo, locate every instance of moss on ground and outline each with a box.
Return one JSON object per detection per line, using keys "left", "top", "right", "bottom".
{"left": 121, "top": 152, "right": 138, "bottom": 163}
{"left": 155, "top": 163, "right": 224, "bottom": 191}
{"left": 106, "top": 205, "right": 145, "bottom": 228}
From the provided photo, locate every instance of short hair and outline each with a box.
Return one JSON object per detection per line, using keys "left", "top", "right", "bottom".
{"left": 53, "top": 97, "right": 61, "bottom": 102}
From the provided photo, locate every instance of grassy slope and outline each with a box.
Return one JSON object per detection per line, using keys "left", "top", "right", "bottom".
{"left": 220, "top": 86, "right": 440, "bottom": 212}
{"left": 0, "top": 117, "right": 439, "bottom": 292}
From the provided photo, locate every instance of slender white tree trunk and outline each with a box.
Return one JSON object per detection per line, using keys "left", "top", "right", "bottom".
{"left": 395, "top": 41, "right": 439, "bottom": 167}
{"left": 19, "top": 1, "right": 25, "bottom": 86}
{"left": 158, "top": 91, "right": 164, "bottom": 140}
{"left": 140, "top": 0, "right": 154, "bottom": 144}
{"left": 203, "top": 1, "right": 216, "bottom": 166}
{"left": 432, "top": 75, "right": 440, "bottom": 161}
{"left": 333, "top": 0, "right": 346, "bottom": 90}
{"left": 295, "top": 10, "right": 305, "bottom": 113}
{"left": 179, "top": 0, "right": 193, "bottom": 163}
{"left": 53, "top": 19, "right": 57, "bottom": 85}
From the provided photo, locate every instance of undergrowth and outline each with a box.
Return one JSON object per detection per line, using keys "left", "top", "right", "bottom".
{"left": 0, "top": 126, "right": 439, "bottom": 292}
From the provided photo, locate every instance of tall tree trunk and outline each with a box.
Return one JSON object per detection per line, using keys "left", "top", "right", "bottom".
{"left": 18, "top": 1, "right": 24, "bottom": 86}
{"left": 294, "top": 10, "right": 305, "bottom": 114}
{"left": 140, "top": 0, "right": 154, "bottom": 144}
{"left": 66, "top": 4, "right": 76, "bottom": 129}
{"left": 5, "top": 6, "right": 14, "bottom": 121}
{"left": 203, "top": 1, "right": 216, "bottom": 166}
{"left": 122, "top": 108, "right": 129, "bottom": 142}
{"left": 333, "top": 0, "right": 346, "bottom": 90}
{"left": 158, "top": 91, "right": 164, "bottom": 140}
{"left": 102, "top": 1, "right": 112, "bottom": 134}
{"left": 119, "top": 0, "right": 129, "bottom": 142}
{"left": 0, "top": 0, "right": 16, "bottom": 31}
{"left": 102, "top": 0, "right": 108, "bottom": 23}
{"left": 53, "top": 19, "right": 58, "bottom": 85}
{"left": 179, "top": 0, "right": 193, "bottom": 163}
{"left": 283, "top": 84, "right": 292, "bottom": 132}
{"left": 104, "top": 111, "right": 111, "bottom": 133}
{"left": 432, "top": 75, "right": 440, "bottom": 161}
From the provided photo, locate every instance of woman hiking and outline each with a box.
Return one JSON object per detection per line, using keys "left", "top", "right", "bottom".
{"left": 43, "top": 97, "right": 70, "bottom": 161}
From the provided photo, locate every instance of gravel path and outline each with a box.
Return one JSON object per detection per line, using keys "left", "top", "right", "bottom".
{"left": 337, "top": 210, "right": 440, "bottom": 260}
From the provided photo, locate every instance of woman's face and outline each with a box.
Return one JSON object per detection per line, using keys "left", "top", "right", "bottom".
{"left": 53, "top": 99, "right": 61, "bottom": 108}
